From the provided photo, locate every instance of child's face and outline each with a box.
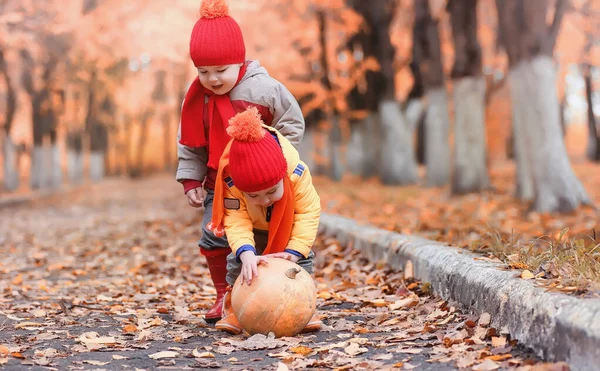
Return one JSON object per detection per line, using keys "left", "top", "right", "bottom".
{"left": 244, "top": 180, "right": 284, "bottom": 208}
{"left": 197, "top": 63, "right": 243, "bottom": 95}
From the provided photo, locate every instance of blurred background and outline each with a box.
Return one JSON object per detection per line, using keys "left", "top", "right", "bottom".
{"left": 0, "top": 0, "right": 598, "bottom": 210}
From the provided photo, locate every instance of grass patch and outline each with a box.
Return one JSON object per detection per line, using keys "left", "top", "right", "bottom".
{"left": 472, "top": 228, "right": 600, "bottom": 296}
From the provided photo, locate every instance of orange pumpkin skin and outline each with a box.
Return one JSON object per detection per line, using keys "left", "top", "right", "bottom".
{"left": 231, "top": 258, "right": 317, "bottom": 337}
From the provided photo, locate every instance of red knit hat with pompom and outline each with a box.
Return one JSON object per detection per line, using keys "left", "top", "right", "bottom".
{"left": 189, "top": 0, "right": 245, "bottom": 67}
{"left": 226, "top": 107, "right": 287, "bottom": 193}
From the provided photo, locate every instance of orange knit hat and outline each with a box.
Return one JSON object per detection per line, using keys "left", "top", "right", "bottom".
{"left": 189, "top": 0, "right": 246, "bottom": 67}
{"left": 226, "top": 107, "right": 287, "bottom": 192}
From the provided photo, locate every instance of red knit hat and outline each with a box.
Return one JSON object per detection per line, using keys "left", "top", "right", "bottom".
{"left": 189, "top": 0, "right": 246, "bottom": 67}
{"left": 226, "top": 107, "right": 287, "bottom": 193}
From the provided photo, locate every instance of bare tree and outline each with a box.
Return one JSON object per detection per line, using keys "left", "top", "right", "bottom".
{"left": 582, "top": 0, "right": 600, "bottom": 161}
{"left": 496, "top": 0, "right": 591, "bottom": 212}
{"left": 349, "top": 0, "right": 423, "bottom": 185}
{"left": 448, "top": 0, "right": 490, "bottom": 194}
{"left": 0, "top": 45, "right": 19, "bottom": 191}
{"left": 414, "top": 0, "right": 451, "bottom": 187}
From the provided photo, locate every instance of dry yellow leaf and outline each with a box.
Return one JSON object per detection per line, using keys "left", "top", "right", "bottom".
{"left": 491, "top": 336, "right": 507, "bottom": 348}
{"left": 11, "top": 274, "right": 23, "bottom": 285}
{"left": 0, "top": 345, "right": 8, "bottom": 356}
{"left": 521, "top": 270, "right": 535, "bottom": 279}
{"left": 14, "top": 322, "right": 42, "bottom": 329}
{"left": 289, "top": 346, "right": 313, "bottom": 356}
{"left": 192, "top": 349, "right": 215, "bottom": 358}
{"left": 122, "top": 324, "right": 138, "bottom": 333}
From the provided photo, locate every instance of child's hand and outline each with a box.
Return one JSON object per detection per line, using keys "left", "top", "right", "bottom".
{"left": 265, "top": 252, "right": 301, "bottom": 263}
{"left": 186, "top": 187, "right": 206, "bottom": 208}
{"left": 239, "top": 251, "right": 269, "bottom": 285}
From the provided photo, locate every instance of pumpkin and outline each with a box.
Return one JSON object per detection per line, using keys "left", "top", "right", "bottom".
{"left": 231, "top": 258, "right": 317, "bottom": 337}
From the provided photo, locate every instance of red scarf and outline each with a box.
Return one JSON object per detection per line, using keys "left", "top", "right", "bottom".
{"left": 208, "top": 139, "right": 295, "bottom": 255}
{"left": 179, "top": 62, "right": 249, "bottom": 169}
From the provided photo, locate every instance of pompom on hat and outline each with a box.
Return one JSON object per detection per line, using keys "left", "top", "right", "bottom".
{"left": 189, "top": 0, "right": 246, "bottom": 67}
{"left": 226, "top": 107, "right": 287, "bottom": 193}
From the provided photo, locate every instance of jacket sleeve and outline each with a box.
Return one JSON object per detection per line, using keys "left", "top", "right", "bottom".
{"left": 268, "top": 83, "right": 305, "bottom": 147}
{"left": 286, "top": 164, "right": 321, "bottom": 257}
{"left": 222, "top": 186, "right": 255, "bottom": 255}
{"left": 175, "top": 101, "right": 208, "bottom": 183}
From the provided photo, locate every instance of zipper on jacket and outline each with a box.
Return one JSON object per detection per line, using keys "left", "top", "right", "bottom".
{"left": 266, "top": 206, "right": 272, "bottom": 222}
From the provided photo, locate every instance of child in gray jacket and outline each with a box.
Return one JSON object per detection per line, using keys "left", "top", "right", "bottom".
{"left": 176, "top": 0, "right": 305, "bottom": 324}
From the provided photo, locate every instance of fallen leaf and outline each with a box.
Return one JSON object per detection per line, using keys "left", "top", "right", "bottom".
{"left": 276, "top": 362, "right": 289, "bottom": 371}
{"left": 0, "top": 358, "right": 7, "bottom": 365}
{"left": 0, "top": 346, "right": 8, "bottom": 357}
{"left": 344, "top": 342, "right": 368, "bottom": 356}
{"left": 403, "top": 362, "right": 418, "bottom": 369}
{"left": 372, "top": 353, "right": 393, "bottom": 360}
{"left": 491, "top": 336, "right": 507, "bottom": 348}
{"left": 112, "top": 355, "right": 128, "bottom": 360}
{"left": 290, "top": 346, "right": 313, "bottom": 356}
{"left": 478, "top": 313, "right": 491, "bottom": 327}
{"left": 148, "top": 351, "right": 179, "bottom": 359}
{"left": 215, "top": 346, "right": 235, "bottom": 355}
{"left": 34, "top": 348, "right": 58, "bottom": 358}
{"left": 367, "top": 299, "right": 388, "bottom": 307}
{"left": 14, "top": 322, "right": 43, "bottom": 329}
{"left": 521, "top": 270, "right": 535, "bottom": 280}
{"left": 11, "top": 352, "right": 25, "bottom": 359}
{"left": 390, "top": 295, "right": 419, "bottom": 310}
{"left": 192, "top": 349, "right": 215, "bottom": 358}
{"left": 34, "top": 358, "right": 51, "bottom": 366}
{"left": 12, "top": 274, "right": 23, "bottom": 285}
{"left": 486, "top": 354, "right": 512, "bottom": 361}
{"left": 456, "top": 353, "right": 478, "bottom": 368}
{"left": 30, "top": 309, "right": 46, "bottom": 318}
{"left": 123, "top": 324, "right": 138, "bottom": 333}
{"left": 473, "top": 359, "right": 500, "bottom": 371}
{"left": 397, "top": 348, "right": 423, "bottom": 354}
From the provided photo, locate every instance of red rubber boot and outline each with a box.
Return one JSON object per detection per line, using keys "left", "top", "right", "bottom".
{"left": 201, "top": 248, "right": 231, "bottom": 323}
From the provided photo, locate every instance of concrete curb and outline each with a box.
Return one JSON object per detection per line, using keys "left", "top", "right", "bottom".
{"left": 319, "top": 213, "right": 600, "bottom": 371}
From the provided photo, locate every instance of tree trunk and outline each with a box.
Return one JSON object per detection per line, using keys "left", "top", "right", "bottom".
{"left": 508, "top": 66, "right": 535, "bottom": 201}
{"left": 346, "top": 121, "right": 364, "bottom": 176}
{"left": 2, "top": 133, "right": 19, "bottom": 191}
{"left": 89, "top": 124, "right": 108, "bottom": 182}
{"left": 328, "top": 116, "right": 344, "bottom": 181}
{"left": 452, "top": 77, "right": 489, "bottom": 193}
{"left": 380, "top": 100, "right": 419, "bottom": 184}
{"left": 424, "top": 88, "right": 451, "bottom": 186}
{"left": 67, "top": 130, "right": 84, "bottom": 184}
{"left": 30, "top": 96, "right": 46, "bottom": 190}
{"left": 448, "top": 0, "right": 489, "bottom": 194}
{"left": 516, "top": 56, "right": 591, "bottom": 212}
{"left": 162, "top": 112, "right": 173, "bottom": 170}
{"left": 495, "top": 0, "right": 588, "bottom": 212}
{"left": 584, "top": 65, "right": 599, "bottom": 161}
{"left": 130, "top": 110, "right": 153, "bottom": 178}
{"left": 415, "top": 0, "right": 450, "bottom": 187}
{"left": 361, "top": 113, "right": 381, "bottom": 179}
{"left": 49, "top": 130, "right": 62, "bottom": 188}
{"left": 297, "top": 123, "right": 315, "bottom": 170}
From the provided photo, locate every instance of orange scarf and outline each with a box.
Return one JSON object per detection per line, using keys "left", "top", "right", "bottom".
{"left": 208, "top": 140, "right": 295, "bottom": 255}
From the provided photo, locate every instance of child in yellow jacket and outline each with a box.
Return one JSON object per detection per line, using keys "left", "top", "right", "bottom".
{"left": 206, "top": 107, "right": 321, "bottom": 335}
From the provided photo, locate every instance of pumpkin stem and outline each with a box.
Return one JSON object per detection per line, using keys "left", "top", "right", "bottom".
{"left": 285, "top": 268, "right": 301, "bottom": 279}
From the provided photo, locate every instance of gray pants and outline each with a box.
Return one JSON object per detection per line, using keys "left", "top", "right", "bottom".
{"left": 225, "top": 229, "right": 315, "bottom": 286}
{"left": 198, "top": 190, "right": 230, "bottom": 251}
